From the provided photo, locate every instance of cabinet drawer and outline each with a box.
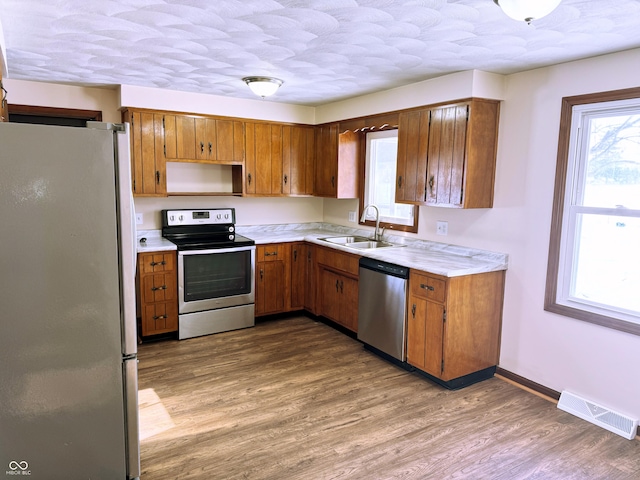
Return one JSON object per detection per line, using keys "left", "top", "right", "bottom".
{"left": 257, "top": 244, "right": 285, "bottom": 262}
{"left": 316, "top": 247, "right": 359, "bottom": 276}
{"left": 139, "top": 252, "right": 175, "bottom": 274}
{"left": 410, "top": 271, "right": 446, "bottom": 303}
{"left": 141, "top": 272, "right": 177, "bottom": 303}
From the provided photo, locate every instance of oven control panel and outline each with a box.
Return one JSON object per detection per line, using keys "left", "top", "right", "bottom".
{"left": 163, "top": 209, "right": 236, "bottom": 226}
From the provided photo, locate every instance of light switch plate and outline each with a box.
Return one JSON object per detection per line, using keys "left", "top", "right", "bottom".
{"left": 348, "top": 211, "right": 357, "bottom": 222}
{"left": 135, "top": 213, "right": 143, "bottom": 225}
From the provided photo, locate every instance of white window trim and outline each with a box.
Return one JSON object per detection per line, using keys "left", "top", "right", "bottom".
{"left": 363, "top": 129, "right": 415, "bottom": 228}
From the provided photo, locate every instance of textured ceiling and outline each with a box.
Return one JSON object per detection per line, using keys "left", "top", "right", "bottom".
{"left": 1, "top": 0, "right": 640, "bottom": 106}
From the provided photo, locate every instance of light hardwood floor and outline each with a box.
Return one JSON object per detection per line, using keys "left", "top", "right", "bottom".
{"left": 138, "top": 316, "right": 640, "bottom": 479}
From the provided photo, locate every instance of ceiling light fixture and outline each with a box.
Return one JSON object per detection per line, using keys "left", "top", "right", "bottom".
{"left": 242, "top": 76, "right": 283, "bottom": 98}
{"left": 493, "top": 0, "right": 562, "bottom": 24}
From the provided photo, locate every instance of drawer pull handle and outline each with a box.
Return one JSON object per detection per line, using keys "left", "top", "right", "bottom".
{"left": 153, "top": 315, "right": 167, "bottom": 320}
{"left": 420, "top": 284, "right": 434, "bottom": 291}
{"left": 151, "top": 285, "right": 167, "bottom": 291}
{"left": 150, "top": 261, "right": 166, "bottom": 267}
{"left": 264, "top": 251, "right": 278, "bottom": 257}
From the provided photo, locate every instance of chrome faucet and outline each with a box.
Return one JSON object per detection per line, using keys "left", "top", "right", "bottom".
{"left": 360, "top": 204, "right": 383, "bottom": 241}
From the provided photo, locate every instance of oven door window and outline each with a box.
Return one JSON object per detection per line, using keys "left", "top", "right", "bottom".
{"left": 183, "top": 250, "right": 251, "bottom": 302}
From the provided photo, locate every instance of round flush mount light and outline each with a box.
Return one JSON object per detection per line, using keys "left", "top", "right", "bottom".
{"left": 242, "top": 76, "right": 283, "bottom": 98}
{"left": 493, "top": 0, "right": 562, "bottom": 24}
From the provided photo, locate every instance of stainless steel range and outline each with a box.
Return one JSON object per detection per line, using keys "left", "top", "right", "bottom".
{"left": 162, "top": 208, "right": 255, "bottom": 340}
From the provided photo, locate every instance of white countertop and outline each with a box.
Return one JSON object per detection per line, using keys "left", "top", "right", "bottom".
{"left": 240, "top": 223, "right": 508, "bottom": 277}
{"left": 137, "top": 223, "right": 508, "bottom": 277}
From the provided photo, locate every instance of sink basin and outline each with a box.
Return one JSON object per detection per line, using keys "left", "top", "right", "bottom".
{"left": 319, "top": 236, "right": 405, "bottom": 250}
{"left": 319, "top": 235, "right": 371, "bottom": 244}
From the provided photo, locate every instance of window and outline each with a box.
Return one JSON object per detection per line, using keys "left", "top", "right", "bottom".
{"left": 546, "top": 88, "right": 640, "bottom": 335}
{"left": 361, "top": 130, "right": 418, "bottom": 232}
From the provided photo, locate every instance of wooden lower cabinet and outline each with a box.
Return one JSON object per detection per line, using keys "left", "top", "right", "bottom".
{"left": 137, "top": 251, "right": 178, "bottom": 336}
{"left": 255, "top": 243, "right": 290, "bottom": 316}
{"left": 316, "top": 246, "right": 359, "bottom": 332}
{"left": 407, "top": 269, "right": 505, "bottom": 388}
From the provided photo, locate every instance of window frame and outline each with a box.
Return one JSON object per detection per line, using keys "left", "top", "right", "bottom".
{"left": 358, "top": 128, "right": 419, "bottom": 233}
{"left": 545, "top": 87, "right": 640, "bottom": 336}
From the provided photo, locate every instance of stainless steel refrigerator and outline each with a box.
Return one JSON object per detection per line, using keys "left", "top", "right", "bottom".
{"left": 0, "top": 122, "right": 140, "bottom": 479}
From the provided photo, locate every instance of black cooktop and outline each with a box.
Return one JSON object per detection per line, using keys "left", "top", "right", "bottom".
{"left": 161, "top": 208, "right": 255, "bottom": 251}
{"left": 166, "top": 233, "right": 255, "bottom": 251}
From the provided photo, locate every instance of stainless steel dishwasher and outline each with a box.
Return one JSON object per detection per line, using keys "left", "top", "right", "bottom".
{"left": 357, "top": 257, "right": 409, "bottom": 363}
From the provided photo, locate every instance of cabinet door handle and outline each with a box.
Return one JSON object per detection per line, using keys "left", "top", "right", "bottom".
{"left": 209, "top": 142, "right": 213, "bottom": 154}
{"left": 420, "top": 283, "right": 434, "bottom": 291}
{"left": 156, "top": 171, "right": 160, "bottom": 185}
{"left": 260, "top": 268, "right": 264, "bottom": 280}
{"left": 411, "top": 304, "right": 416, "bottom": 318}
{"left": 398, "top": 176, "right": 403, "bottom": 188}
{"left": 200, "top": 141, "right": 205, "bottom": 154}
{"left": 153, "top": 315, "right": 167, "bottom": 320}
{"left": 150, "top": 261, "right": 166, "bottom": 267}
{"left": 284, "top": 174, "right": 288, "bottom": 185}
{"left": 293, "top": 249, "right": 297, "bottom": 261}
{"left": 151, "top": 285, "right": 167, "bottom": 291}
{"left": 335, "top": 279, "right": 339, "bottom": 292}
{"left": 248, "top": 173, "right": 252, "bottom": 185}
{"left": 331, "top": 176, "right": 335, "bottom": 188}
{"left": 340, "top": 280, "right": 344, "bottom": 293}
{"left": 428, "top": 175, "right": 434, "bottom": 192}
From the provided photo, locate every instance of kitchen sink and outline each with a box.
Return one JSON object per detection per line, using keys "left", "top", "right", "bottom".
{"left": 319, "top": 235, "right": 371, "bottom": 244}
{"left": 319, "top": 236, "right": 405, "bottom": 250}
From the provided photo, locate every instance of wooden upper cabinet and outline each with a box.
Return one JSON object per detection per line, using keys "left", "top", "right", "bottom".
{"left": 396, "top": 109, "right": 430, "bottom": 204}
{"left": 124, "top": 109, "right": 167, "bottom": 197}
{"left": 395, "top": 98, "right": 499, "bottom": 209}
{"left": 283, "top": 125, "right": 315, "bottom": 196}
{"left": 426, "top": 99, "right": 499, "bottom": 208}
{"left": 314, "top": 123, "right": 358, "bottom": 198}
{"left": 165, "top": 114, "right": 244, "bottom": 164}
{"left": 244, "top": 122, "right": 283, "bottom": 195}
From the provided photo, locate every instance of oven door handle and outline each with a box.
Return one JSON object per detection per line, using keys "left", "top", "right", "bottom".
{"left": 178, "top": 245, "right": 256, "bottom": 256}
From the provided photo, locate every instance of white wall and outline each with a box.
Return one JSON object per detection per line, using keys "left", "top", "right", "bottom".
{"left": 4, "top": 79, "right": 121, "bottom": 122}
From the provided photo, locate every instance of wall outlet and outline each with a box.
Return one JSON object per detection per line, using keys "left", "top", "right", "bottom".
{"left": 348, "top": 211, "right": 357, "bottom": 222}
{"left": 135, "top": 213, "right": 143, "bottom": 225}
{"left": 436, "top": 221, "right": 448, "bottom": 236}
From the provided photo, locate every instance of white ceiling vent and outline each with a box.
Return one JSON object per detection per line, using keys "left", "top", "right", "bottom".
{"left": 557, "top": 390, "right": 638, "bottom": 440}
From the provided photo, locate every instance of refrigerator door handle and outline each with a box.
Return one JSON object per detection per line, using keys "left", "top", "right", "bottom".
{"left": 124, "top": 358, "right": 141, "bottom": 480}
